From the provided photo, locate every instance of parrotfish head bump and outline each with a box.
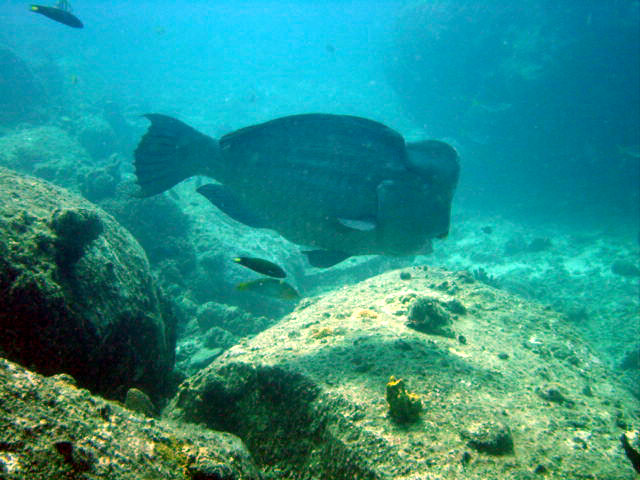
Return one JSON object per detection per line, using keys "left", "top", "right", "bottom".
{"left": 405, "top": 140, "right": 460, "bottom": 190}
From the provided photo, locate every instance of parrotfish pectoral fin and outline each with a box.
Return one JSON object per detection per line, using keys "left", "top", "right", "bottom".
{"left": 196, "top": 184, "right": 266, "bottom": 228}
{"left": 303, "top": 250, "right": 350, "bottom": 268}
{"left": 134, "top": 114, "right": 219, "bottom": 197}
{"left": 337, "top": 217, "right": 377, "bottom": 231}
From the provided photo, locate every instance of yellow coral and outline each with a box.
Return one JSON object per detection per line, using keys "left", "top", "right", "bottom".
{"left": 311, "top": 327, "right": 334, "bottom": 339}
{"left": 386, "top": 376, "right": 422, "bottom": 423}
{"left": 357, "top": 309, "right": 378, "bottom": 319}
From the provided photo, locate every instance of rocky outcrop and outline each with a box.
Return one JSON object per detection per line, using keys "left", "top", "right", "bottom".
{"left": 0, "top": 46, "right": 47, "bottom": 126}
{"left": 0, "top": 167, "right": 175, "bottom": 399}
{"left": 166, "top": 267, "right": 639, "bottom": 479}
{"left": 0, "top": 357, "right": 260, "bottom": 479}
{"left": 0, "top": 125, "right": 92, "bottom": 192}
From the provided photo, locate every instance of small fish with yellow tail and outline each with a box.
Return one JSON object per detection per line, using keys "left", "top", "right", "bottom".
{"left": 236, "top": 278, "right": 300, "bottom": 301}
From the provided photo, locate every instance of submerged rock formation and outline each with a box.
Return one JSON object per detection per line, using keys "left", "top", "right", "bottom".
{"left": 0, "top": 358, "right": 260, "bottom": 479}
{"left": 166, "top": 267, "right": 639, "bottom": 479}
{"left": 0, "top": 46, "right": 47, "bottom": 126}
{"left": 0, "top": 167, "right": 175, "bottom": 399}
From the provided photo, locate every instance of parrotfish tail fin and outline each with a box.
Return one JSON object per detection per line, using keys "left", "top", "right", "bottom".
{"left": 133, "top": 114, "right": 219, "bottom": 197}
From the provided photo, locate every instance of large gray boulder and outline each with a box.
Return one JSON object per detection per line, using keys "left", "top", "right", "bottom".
{"left": 0, "top": 167, "right": 175, "bottom": 399}
{"left": 166, "top": 267, "right": 639, "bottom": 479}
{"left": 0, "top": 357, "right": 260, "bottom": 479}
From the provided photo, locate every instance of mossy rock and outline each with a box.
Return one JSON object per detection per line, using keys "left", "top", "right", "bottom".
{"left": 0, "top": 167, "right": 175, "bottom": 399}
{"left": 165, "top": 267, "right": 639, "bottom": 478}
{"left": 0, "top": 358, "right": 260, "bottom": 479}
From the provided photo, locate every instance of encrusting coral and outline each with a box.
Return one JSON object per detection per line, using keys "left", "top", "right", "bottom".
{"left": 385, "top": 375, "right": 422, "bottom": 424}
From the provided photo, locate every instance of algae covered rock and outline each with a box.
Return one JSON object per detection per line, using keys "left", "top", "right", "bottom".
{"left": 0, "top": 358, "right": 260, "bottom": 480}
{"left": 406, "top": 295, "right": 455, "bottom": 337}
{"left": 50, "top": 207, "right": 104, "bottom": 272}
{"left": 124, "top": 387, "right": 157, "bottom": 417}
{"left": 165, "top": 267, "right": 638, "bottom": 479}
{"left": 0, "top": 167, "right": 175, "bottom": 399}
{"left": 460, "top": 419, "right": 514, "bottom": 455}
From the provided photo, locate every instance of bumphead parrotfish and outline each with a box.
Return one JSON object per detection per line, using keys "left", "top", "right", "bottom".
{"left": 133, "top": 113, "right": 459, "bottom": 267}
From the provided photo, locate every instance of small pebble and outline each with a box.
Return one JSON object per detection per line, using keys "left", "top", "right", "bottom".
{"left": 534, "top": 464, "right": 548, "bottom": 474}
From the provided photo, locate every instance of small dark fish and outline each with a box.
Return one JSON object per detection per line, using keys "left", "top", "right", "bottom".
{"left": 325, "top": 44, "right": 335, "bottom": 53}
{"left": 481, "top": 226, "right": 493, "bottom": 234}
{"left": 236, "top": 278, "right": 300, "bottom": 301}
{"left": 30, "top": 4, "right": 83, "bottom": 28}
{"left": 233, "top": 256, "right": 286, "bottom": 278}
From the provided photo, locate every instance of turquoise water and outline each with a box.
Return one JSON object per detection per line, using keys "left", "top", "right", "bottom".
{"left": 3, "top": 0, "right": 638, "bottom": 223}
{"left": 1, "top": 0, "right": 638, "bottom": 401}
{"left": 1, "top": 1, "right": 639, "bottom": 476}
